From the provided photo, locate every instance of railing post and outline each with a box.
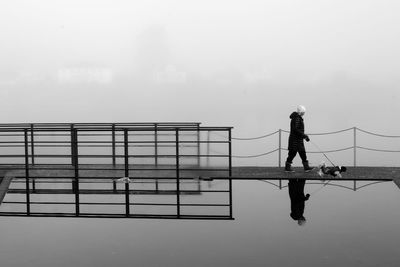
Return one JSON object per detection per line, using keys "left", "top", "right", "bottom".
{"left": 278, "top": 129, "right": 282, "bottom": 189}
{"left": 24, "top": 129, "right": 30, "bottom": 215}
{"left": 353, "top": 127, "right": 357, "bottom": 168}
{"left": 197, "top": 124, "right": 201, "bottom": 167}
{"left": 112, "top": 123, "right": 116, "bottom": 166}
{"left": 112, "top": 124, "right": 117, "bottom": 192}
{"left": 30, "top": 124, "right": 35, "bottom": 165}
{"left": 30, "top": 124, "right": 36, "bottom": 191}
{"left": 70, "top": 125, "right": 77, "bottom": 192}
{"left": 73, "top": 128, "right": 80, "bottom": 216}
{"left": 175, "top": 128, "right": 181, "bottom": 218}
{"left": 228, "top": 128, "right": 233, "bottom": 219}
{"left": 353, "top": 127, "right": 357, "bottom": 191}
{"left": 278, "top": 129, "right": 282, "bottom": 168}
{"left": 154, "top": 124, "right": 159, "bottom": 193}
{"left": 124, "top": 129, "right": 130, "bottom": 217}
{"left": 206, "top": 131, "right": 210, "bottom": 167}
{"left": 70, "top": 124, "right": 75, "bottom": 166}
{"left": 154, "top": 123, "right": 158, "bottom": 166}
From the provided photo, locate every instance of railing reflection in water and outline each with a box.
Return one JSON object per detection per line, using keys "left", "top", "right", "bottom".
{"left": 259, "top": 179, "right": 391, "bottom": 192}
{"left": 0, "top": 123, "right": 233, "bottom": 220}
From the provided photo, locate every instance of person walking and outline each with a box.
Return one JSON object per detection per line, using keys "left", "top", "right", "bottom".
{"left": 285, "top": 105, "right": 313, "bottom": 172}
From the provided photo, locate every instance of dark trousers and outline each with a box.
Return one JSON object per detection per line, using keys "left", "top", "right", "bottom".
{"left": 286, "top": 149, "right": 308, "bottom": 163}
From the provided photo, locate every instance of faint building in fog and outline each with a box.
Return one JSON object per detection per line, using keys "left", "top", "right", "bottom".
{"left": 57, "top": 67, "right": 113, "bottom": 84}
{"left": 154, "top": 65, "right": 187, "bottom": 84}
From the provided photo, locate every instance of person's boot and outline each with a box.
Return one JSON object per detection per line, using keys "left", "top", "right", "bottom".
{"left": 303, "top": 160, "right": 313, "bottom": 172}
{"left": 285, "top": 161, "right": 294, "bottom": 172}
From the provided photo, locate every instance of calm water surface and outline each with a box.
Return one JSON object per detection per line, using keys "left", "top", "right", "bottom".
{"left": 0, "top": 180, "right": 399, "bottom": 267}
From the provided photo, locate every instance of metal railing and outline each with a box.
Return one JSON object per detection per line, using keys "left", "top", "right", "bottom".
{"left": 0, "top": 123, "right": 233, "bottom": 219}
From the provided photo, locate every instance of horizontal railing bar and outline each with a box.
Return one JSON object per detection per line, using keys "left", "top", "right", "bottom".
{"left": 0, "top": 154, "right": 229, "bottom": 158}
{"left": 2, "top": 165, "right": 227, "bottom": 169}
{"left": 2, "top": 201, "right": 75, "bottom": 205}
{"left": 0, "top": 163, "right": 223, "bottom": 167}
{"left": 10, "top": 175, "right": 228, "bottom": 180}
{"left": 3, "top": 201, "right": 230, "bottom": 207}
{"left": 6, "top": 189, "right": 210, "bottom": 194}
{"left": 8, "top": 191, "right": 225, "bottom": 195}
{"left": 0, "top": 213, "right": 233, "bottom": 220}
{"left": 11, "top": 180, "right": 201, "bottom": 184}
{"left": 8, "top": 168, "right": 229, "bottom": 172}
{"left": 0, "top": 127, "right": 232, "bottom": 132}
{"left": 0, "top": 122, "right": 201, "bottom": 127}
{"left": 5, "top": 140, "right": 203, "bottom": 144}
{"left": 0, "top": 145, "right": 198, "bottom": 149}
{"left": 3, "top": 201, "right": 170, "bottom": 206}
{"left": 28, "top": 133, "right": 198, "bottom": 137}
{"left": 11, "top": 176, "right": 230, "bottom": 181}
{"left": 0, "top": 140, "right": 210, "bottom": 143}
{"left": 0, "top": 141, "right": 27, "bottom": 143}
{"left": 0, "top": 144, "right": 200, "bottom": 147}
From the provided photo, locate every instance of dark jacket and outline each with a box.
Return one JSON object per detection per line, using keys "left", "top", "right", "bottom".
{"left": 288, "top": 112, "right": 307, "bottom": 151}
{"left": 288, "top": 179, "right": 310, "bottom": 221}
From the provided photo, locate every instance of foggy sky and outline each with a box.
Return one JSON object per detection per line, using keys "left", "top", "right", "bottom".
{"left": 1, "top": 0, "right": 399, "bottom": 142}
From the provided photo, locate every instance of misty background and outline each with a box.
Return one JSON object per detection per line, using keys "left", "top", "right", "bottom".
{"left": 1, "top": 0, "right": 399, "bottom": 166}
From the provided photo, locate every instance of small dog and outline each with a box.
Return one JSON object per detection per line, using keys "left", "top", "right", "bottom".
{"left": 317, "top": 162, "right": 347, "bottom": 178}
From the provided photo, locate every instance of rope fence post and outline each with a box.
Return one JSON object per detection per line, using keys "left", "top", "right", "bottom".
{"left": 278, "top": 129, "right": 282, "bottom": 189}
{"left": 278, "top": 129, "right": 282, "bottom": 168}
{"left": 353, "top": 127, "right": 357, "bottom": 190}
{"left": 353, "top": 127, "right": 357, "bottom": 168}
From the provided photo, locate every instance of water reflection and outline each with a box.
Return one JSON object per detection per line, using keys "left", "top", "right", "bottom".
{"left": 288, "top": 179, "right": 310, "bottom": 225}
{"left": 2, "top": 175, "right": 394, "bottom": 224}
{"left": 0, "top": 177, "right": 233, "bottom": 219}
{"left": 256, "top": 178, "right": 394, "bottom": 225}
{"left": 0, "top": 179, "right": 399, "bottom": 267}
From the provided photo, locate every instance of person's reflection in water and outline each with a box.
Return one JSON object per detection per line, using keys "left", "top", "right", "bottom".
{"left": 288, "top": 179, "right": 310, "bottom": 226}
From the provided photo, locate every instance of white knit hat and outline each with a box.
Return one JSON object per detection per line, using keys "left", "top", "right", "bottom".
{"left": 297, "top": 105, "right": 306, "bottom": 114}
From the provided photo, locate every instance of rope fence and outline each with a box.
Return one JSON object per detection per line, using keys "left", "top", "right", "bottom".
{"left": 306, "top": 147, "right": 354, "bottom": 154}
{"left": 231, "top": 131, "right": 279, "bottom": 140}
{"left": 356, "top": 128, "right": 400, "bottom": 138}
{"left": 209, "top": 127, "right": 400, "bottom": 166}
{"left": 231, "top": 149, "right": 279, "bottom": 159}
{"left": 281, "top": 127, "right": 354, "bottom": 135}
{"left": 356, "top": 146, "right": 400, "bottom": 153}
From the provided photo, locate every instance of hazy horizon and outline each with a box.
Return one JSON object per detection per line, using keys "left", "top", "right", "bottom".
{"left": 1, "top": 0, "right": 400, "bottom": 166}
